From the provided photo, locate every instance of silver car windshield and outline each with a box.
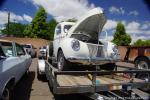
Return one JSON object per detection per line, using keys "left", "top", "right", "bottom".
{"left": 1, "top": 42, "right": 14, "bottom": 57}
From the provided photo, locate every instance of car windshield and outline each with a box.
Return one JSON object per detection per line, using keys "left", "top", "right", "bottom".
{"left": 0, "top": 47, "right": 5, "bottom": 59}
{"left": 64, "top": 25, "right": 72, "bottom": 33}
{"left": 43, "top": 46, "right": 46, "bottom": 49}
{"left": 1, "top": 42, "right": 14, "bottom": 57}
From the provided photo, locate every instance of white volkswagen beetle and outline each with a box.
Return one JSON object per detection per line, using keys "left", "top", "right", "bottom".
{"left": 50, "top": 7, "right": 119, "bottom": 71}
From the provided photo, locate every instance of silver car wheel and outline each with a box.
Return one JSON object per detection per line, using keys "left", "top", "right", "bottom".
{"left": 2, "top": 87, "right": 10, "bottom": 100}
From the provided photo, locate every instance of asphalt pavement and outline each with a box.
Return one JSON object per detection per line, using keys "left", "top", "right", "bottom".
{"left": 14, "top": 58, "right": 54, "bottom": 100}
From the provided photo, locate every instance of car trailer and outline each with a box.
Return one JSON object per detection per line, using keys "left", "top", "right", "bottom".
{"left": 45, "top": 61, "right": 150, "bottom": 100}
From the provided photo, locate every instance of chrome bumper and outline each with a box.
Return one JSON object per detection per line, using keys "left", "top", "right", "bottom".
{"left": 67, "top": 56, "right": 118, "bottom": 65}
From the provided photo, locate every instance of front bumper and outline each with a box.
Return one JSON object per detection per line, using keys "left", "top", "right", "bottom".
{"left": 67, "top": 56, "right": 118, "bottom": 65}
{"left": 38, "top": 69, "right": 45, "bottom": 75}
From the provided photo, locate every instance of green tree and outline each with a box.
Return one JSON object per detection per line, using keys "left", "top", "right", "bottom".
{"left": 47, "top": 19, "right": 57, "bottom": 40}
{"left": 112, "top": 22, "right": 132, "bottom": 46}
{"left": 1, "top": 22, "right": 27, "bottom": 37}
{"left": 133, "top": 39, "right": 150, "bottom": 46}
{"left": 24, "top": 7, "right": 49, "bottom": 39}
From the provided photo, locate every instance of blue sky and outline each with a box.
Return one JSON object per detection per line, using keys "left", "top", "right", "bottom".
{"left": 0, "top": 0, "right": 149, "bottom": 42}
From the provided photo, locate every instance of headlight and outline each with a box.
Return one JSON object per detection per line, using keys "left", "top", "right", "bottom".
{"left": 111, "top": 45, "right": 119, "bottom": 59}
{"left": 71, "top": 39, "right": 80, "bottom": 51}
{"left": 112, "top": 45, "right": 118, "bottom": 53}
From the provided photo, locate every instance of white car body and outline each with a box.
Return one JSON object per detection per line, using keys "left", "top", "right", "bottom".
{"left": 52, "top": 7, "right": 119, "bottom": 70}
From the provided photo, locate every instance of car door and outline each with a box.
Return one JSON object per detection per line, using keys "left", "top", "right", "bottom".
{"left": 15, "top": 43, "right": 27, "bottom": 81}
{"left": 0, "top": 42, "right": 22, "bottom": 84}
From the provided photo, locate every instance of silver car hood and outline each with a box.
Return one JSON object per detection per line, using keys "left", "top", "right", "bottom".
{"left": 68, "top": 7, "right": 107, "bottom": 39}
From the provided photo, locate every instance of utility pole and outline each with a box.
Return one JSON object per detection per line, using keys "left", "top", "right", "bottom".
{"left": 4, "top": 8, "right": 10, "bottom": 34}
{"left": 7, "top": 11, "right": 10, "bottom": 34}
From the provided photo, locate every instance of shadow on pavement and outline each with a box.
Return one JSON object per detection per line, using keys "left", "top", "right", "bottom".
{"left": 14, "top": 71, "right": 35, "bottom": 100}
{"left": 37, "top": 75, "right": 47, "bottom": 82}
{"left": 54, "top": 94, "right": 92, "bottom": 100}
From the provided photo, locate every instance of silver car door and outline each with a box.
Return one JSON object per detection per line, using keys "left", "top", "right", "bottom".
{"left": 15, "top": 43, "right": 27, "bottom": 80}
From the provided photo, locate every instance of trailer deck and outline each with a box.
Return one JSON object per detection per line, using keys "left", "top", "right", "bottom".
{"left": 45, "top": 61, "right": 150, "bottom": 96}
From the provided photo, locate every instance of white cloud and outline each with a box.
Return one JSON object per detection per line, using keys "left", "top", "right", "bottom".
{"left": 104, "top": 19, "right": 117, "bottom": 30}
{"left": 125, "top": 21, "right": 150, "bottom": 35}
{"left": 126, "top": 21, "right": 140, "bottom": 32}
{"left": 107, "top": 35, "right": 113, "bottom": 41}
{"left": 109, "top": 6, "right": 125, "bottom": 15}
{"left": 131, "top": 34, "right": 150, "bottom": 43}
{"left": 23, "top": 14, "right": 32, "bottom": 22}
{"left": 141, "top": 22, "right": 150, "bottom": 29}
{"left": 129, "top": 10, "right": 139, "bottom": 16}
{"left": 30, "top": 0, "right": 96, "bottom": 22}
{"left": 103, "top": 20, "right": 150, "bottom": 43}
{"left": 124, "top": 21, "right": 150, "bottom": 43}
{"left": 0, "top": 11, "right": 32, "bottom": 26}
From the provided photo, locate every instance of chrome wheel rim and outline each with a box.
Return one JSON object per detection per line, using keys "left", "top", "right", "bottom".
{"left": 58, "top": 53, "right": 64, "bottom": 71}
{"left": 2, "top": 88, "right": 9, "bottom": 100}
{"left": 137, "top": 61, "right": 148, "bottom": 69}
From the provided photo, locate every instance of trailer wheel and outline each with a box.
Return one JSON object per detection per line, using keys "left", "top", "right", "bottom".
{"left": 135, "top": 57, "right": 150, "bottom": 91}
{"left": 49, "top": 42, "right": 53, "bottom": 57}
{"left": 135, "top": 57, "right": 149, "bottom": 70}
{"left": 57, "top": 50, "right": 68, "bottom": 71}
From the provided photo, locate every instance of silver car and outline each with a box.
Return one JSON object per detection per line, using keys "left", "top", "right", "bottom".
{"left": 0, "top": 39, "right": 32, "bottom": 100}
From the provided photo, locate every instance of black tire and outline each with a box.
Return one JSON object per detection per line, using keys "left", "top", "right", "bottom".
{"left": 24, "top": 69, "right": 29, "bottom": 78}
{"left": 57, "top": 50, "right": 68, "bottom": 71}
{"left": 37, "top": 67, "right": 41, "bottom": 80}
{"left": 135, "top": 57, "right": 150, "bottom": 70}
{"left": 135, "top": 58, "right": 150, "bottom": 91}
{"left": 49, "top": 43, "right": 53, "bottom": 57}
{"left": 99, "top": 63, "right": 116, "bottom": 71}
{"left": 1, "top": 85, "right": 13, "bottom": 100}
{"left": 34, "top": 52, "right": 37, "bottom": 58}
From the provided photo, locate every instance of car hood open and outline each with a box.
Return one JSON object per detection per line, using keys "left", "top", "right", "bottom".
{"left": 68, "top": 7, "right": 107, "bottom": 39}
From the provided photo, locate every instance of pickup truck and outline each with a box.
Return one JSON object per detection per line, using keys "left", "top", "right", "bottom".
{"left": 0, "top": 39, "right": 32, "bottom": 100}
{"left": 49, "top": 7, "right": 119, "bottom": 71}
{"left": 119, "top": 46, "right": 150, "bottom": 69}
{"left": 119, "top": 46, "right": 150, "bottom": 81}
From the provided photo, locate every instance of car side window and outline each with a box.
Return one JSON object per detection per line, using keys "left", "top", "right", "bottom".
{"left": 16, "top": 44, "right": 25, "bottom": 56}
{"left": 1, "top": 42, "right": 14, "bottom": 57}
{"left": 56, "top": 25, "right": 61, "bottom": 35}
